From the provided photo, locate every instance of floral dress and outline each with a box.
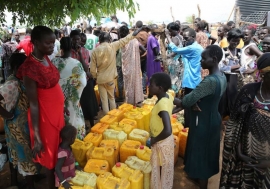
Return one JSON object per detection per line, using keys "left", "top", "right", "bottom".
{"left": 52, "top": 57, "right": 87, "bottom": 140}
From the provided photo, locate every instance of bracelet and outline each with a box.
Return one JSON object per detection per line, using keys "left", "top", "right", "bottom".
{"left": 60, "top": 179, "right": 66, "bottom": 185}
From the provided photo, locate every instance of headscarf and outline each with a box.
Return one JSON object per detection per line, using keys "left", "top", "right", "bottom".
{"left": 257, "top": 52, "right": 270, "bottom": 74}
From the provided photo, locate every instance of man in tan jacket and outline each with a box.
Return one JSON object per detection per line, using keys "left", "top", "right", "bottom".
{"left": 90, "top": 27, "right": 146, "bottom": 113}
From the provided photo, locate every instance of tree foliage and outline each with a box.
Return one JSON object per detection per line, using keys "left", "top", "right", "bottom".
{"left": 0, "top": 0, "right": 139, "bottom": 26}
{"left": 185, "top": 15, "right": 193, "bottom": 24}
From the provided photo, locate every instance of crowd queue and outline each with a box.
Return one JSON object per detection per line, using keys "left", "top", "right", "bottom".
{"left": 0, "top": 15, "right": 269, "bottom": 189}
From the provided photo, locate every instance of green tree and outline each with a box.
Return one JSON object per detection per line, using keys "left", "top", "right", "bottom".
{"left": 185, "top": 15, "right": 193, "bottom": 23}
{"left": 0, "top": 0, "right": 139, "bottom": 26}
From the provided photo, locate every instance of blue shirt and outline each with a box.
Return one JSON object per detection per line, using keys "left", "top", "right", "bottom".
{"left": 169, "top": 42, "right": 203, "bottom": 89}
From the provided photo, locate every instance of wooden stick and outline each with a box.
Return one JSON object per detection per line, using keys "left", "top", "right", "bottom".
{"left": 197, "top": 4, "right": 201, "bottom": 18}
{"left": 227, "top": 5, "right": 235, "bottom": 23}
{"left": 170, "top": 7, "right": 175, "bottom": 22}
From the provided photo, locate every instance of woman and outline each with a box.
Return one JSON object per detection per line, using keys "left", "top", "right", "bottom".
{"left": 118, "top": 26, "right": 144, "bottom": 105}
{"left": 52, "top": 37, "right": 87, "bottom": 139}
{"left": 174, "top": 45, "right": 227, "bottom": 189}
{"left": 217, "top": 25, "right": 229, "bottom": 48}
{"left": 166, "top": 22, "right": 184, "bottom": 94}
{"left": 195, "top": 21, "right": 210, "bottom": 79}
{"left": 147, "top": 25, "right": 162, "bottom": 85}
{"left": 17, "top": 26, "right": 65, "bottom": 189}
{"left": 220, "top": 53, "right": 270, "bottom": 189}
{"left": 219, "top": 28, "right": 243, "bottom": 118}
{"left": 240, "top": 27, "right": 263, "bottom": 85}
{"left": 0, "top": 53, "right": 36, "bottom": 189}
{"left": 70, "top": 30, "right": 99, "bottom": 127}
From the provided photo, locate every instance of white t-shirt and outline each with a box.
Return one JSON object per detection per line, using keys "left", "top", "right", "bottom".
{"left": 85, "top": 34, "right": 99, "bottom": 56}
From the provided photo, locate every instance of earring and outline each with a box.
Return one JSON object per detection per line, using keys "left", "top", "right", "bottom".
{"left": 261, "top": 74, "right": 265, "bottom": 78}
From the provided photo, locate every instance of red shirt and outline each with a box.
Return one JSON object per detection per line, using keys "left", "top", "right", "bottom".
{"left": 17, "top": 36, "right": 33, "bottom": 56}
{"left": 71, "top": 47, "right": 90, "bottom": 66}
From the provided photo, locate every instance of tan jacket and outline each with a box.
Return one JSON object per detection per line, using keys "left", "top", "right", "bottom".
{"left": 90, "top": 34, "right": 135, "bottom": 84}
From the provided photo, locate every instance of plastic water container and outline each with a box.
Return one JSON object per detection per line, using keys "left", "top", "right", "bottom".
{"left": 171, "top": 122, "right": 184, "bottom": 136}
{"left": 71, "top": 139, "right": 95, "bottom": 167}
{"left": 84, "top": 159, "right": 109, "bottom": 175}
{"left": 171, "top": 114, "right": 178, "bottom": 123}
{"left": 120, "top": 140, "right": 141, "bottom": 162}
{"left": 142, "top": 99, "right": 156, "bottom": 106}
{"left": 103, "top": 129, "right": 127, "bottom": 146}
{"left": 71, "top": 170, "right": 97, "bottom": 188}
{"left": 174, "top": 135, "right": 179, "bottom": 165}
{"left": 168, "top": 89, "right": 175, "bottom": 97}
{"left": 91, "top": 122, "right": 110, "bottom": 134}
{"left": 112, "top": 162, "right": 143, "bottom": 189}
{"left": 89, "top": 147, "right": 115, "bottom": 170}
{"left": 119, "top": 118, "right": 137, "bottom": 129}
{"left": 99, "top": 140, "right": 120, "bottom": 162}
{"left": 97, "top": 172, "right": 131, "bottom": 189}
{"left": 119, "top": 103, "right": 133, "bottom": 112}
{"left": 136, "top": 108, "right": 151, "bottom": 132}
{"left": 100, "top": 115, "right": 118, "bottom": 125}
{"left": 83, "top": 132, "right": 103, "bottom": 147}
{"left": 125, "top": 156, "right": 152, "bottom": 189}
{"left": 128, "top": 129, "right": 149, "bottom": 146}
{"left": 94, "top": 85, "right": 100, "bottom": 106}
{"left": 108, "top": 109, "right": 125, "bottom": 122}
{"left": 59, "top": 185, "right": 93, "bottom": 189}
{"left": 178, "top": 128, "right": 189, "bottom": 158}
{"left": 136, "top": 145, "right": 151, "bottom": 161}
{"left": 110, "top": 122, "right": 134, "bottom": 135}
{"left": 124, "top": 111, "right": 144, "bottom": 130}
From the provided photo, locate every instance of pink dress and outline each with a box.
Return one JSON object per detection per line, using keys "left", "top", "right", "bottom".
{"left": 55, "top": 147, "right": 76, "bottom": 187}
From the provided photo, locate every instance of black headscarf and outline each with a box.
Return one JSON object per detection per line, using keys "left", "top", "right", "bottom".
{"left": 257, "top": 52, "right": 270, "bottom": 70}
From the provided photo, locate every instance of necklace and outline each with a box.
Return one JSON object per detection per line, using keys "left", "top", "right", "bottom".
{"left": 31, "top": 53, "right": 44, "bottom": 62}
{"left": 228, "top": 48, "right": 238, "bottom": 60}
{"left": 260, "top": 81, "right": 270, "bottom": 103}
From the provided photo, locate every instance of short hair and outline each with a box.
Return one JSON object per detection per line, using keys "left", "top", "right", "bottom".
{"left": 93, "top": 29, "right": 101, "bottom": 37}
{"left": 227, "top": 21, "right": 235, "bottom": 26}
{"left": 31, "top": 26, "right": 54, "bottom": 43}
{"left": 220, "top": 25, "right": 230, "bottom": 33}
{"left": 121, "top": 22, "right": 128, "bottom": 27}
{"left": 184, "top": 28, "right": 196, "bottom": 38}
{"left": 80, "top": 32, "right": 86, "bottom": 39}
{"left": 136, "top": 21, "right": 143, "bottom": 28}
{"left": 150, "top": 73, "right": 171, "bottom": 92}
{"left": 181, "top": 25, "right": 190, "bottom": 32}
{"left": 262, "top": 26, "right": 270, "bottom": 34}
{"left": 205, "top": 45, "right": 223, "bottom": 63}
{"left": 195, "top": 21, "right": 205, "bottom": 30}
{"left": 86, "top": 26, "right": 93, "bottom": 32}
{"left": 175, "top": 20, "right": 181, "bottom": 25}
{"left": 195, "top": 18, "right": 201, "bottom": 22}
{"left": 227, "top": 28, "right": 243, "bottom": 41}
{"left": 99, "top": 32, "right": 111, "bottom": 43}
{"left": 119, "top": 25, "right": 129, "bottom": 38}
{"left": 60, "top": 37, "right": 72, "bottom": 51}
{"left": 60, "top": 125, "right": 77, "bottom": 141}
{"left": 167, "top": 22, "right": 180, "bottom": 31}
{"left": 26, "top": 28, "right": 32, "bottom": 35}
{"left": 70, "top": 29, "right": 81, "bottom": 38}
{"left": 9, "top": 53, "right": 27, "bottom": 71}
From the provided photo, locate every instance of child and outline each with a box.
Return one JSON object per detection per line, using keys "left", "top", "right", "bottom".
{"left": 149, "top": 72, "right": 174, "bottom": 189}
{"left": 55, "top": 125, "right": 77, "bottom": 189}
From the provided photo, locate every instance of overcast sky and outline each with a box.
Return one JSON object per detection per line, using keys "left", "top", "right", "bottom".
{"left": 4, "top": 0, "right": 236, "bottom": 26}
{"left": 118, "top": 0, "right": 236, "bottom": 24}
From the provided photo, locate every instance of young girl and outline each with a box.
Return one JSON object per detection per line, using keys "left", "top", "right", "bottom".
{"left": 149, "top": 72, "right": 174, "bottom": 189}
{"left": 55, "top": 125, "right": 77, "bottom": 189}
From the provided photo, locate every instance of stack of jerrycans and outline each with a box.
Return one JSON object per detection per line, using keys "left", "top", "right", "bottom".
{"left": 125, "top": 156, "right": 152, "bottom": 189}
{"left": 71, "top": 139, "right": 94, "bottom": 167}
{"left": 84, "top": 159, "right": 110, "bottom": 176}
{"left": 108, "top": 109, "right": 125, "bottom": 122}
{"left": 88, "top": 147, "right": 115, "bottom": 171}
{"left": 99, "top": 140, "right": 120, "bottom": 162}
{"left": 128, "top": 129, "right": 149, "bottom": 146}
{"left": 112, "top": 162, "right": 143, "bottom": 189}
{"left": 71, "top": 170, "right": 97, "bottom": 189}
{"left": 124, "top": 108, "right": 144, "bottom": 130}
{"left": 120, "top": 140, "right": 141, "bottom": 162}
{"left": 97, "top": 172, "right": 130, "bottom": 189}
{"left": 103, "top": 129, "right": 127, "bottom": 146}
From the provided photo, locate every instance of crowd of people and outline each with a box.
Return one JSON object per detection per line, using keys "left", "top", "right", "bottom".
{"left": 0, "top": 14, "right": 269, "bottom": 189}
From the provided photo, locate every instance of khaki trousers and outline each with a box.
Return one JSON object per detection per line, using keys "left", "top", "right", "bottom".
{"left": 98, "top": 80, "right": 116, "bottom": 114}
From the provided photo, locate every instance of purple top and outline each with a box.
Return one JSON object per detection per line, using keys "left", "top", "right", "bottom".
{"left": 55, "top": 147, "right": 76, "bottom": 187}
{"left": 147, "top": 35, "right": 161, "bottom": 85}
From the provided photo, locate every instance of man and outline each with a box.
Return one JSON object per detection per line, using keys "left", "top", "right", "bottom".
{"left": 16, "top": 28, "right": 33, "bottom": 56}
{"left": 13, "top": 31, "right": 20, "bottom": 44}
{"left": 84, "top": 26, "right": 99, "bottom": 56}
{"left": 90, "top": 27, "right": 144, "bottom": 114}
{"left": 165, "top": 28, "right": 203, "bottom": 128}
{"left": 262, "top": 34, "right": 270, "bottom": 53}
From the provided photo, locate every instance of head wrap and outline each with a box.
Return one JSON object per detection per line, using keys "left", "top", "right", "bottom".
{"left": 257, "top": 53, "right": 270, "bottom": 74}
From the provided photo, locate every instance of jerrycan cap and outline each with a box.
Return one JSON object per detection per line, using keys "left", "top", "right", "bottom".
{"left": 140, "top": 145, "right": 144, "bottom": 150}
{"left": 182, "top": 128, "right": 187, "bottom": 132}
{"left": 116, "top": 162, "right": 121, "bottom": 167}
{"left": 172, "top": 114, "right": 177, "bottom": 118}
